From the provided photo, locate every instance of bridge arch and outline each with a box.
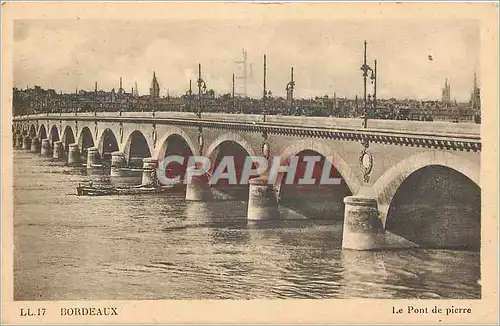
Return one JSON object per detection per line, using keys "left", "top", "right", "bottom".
{"left": 78, "top": 126, "right": 95, "bottom": 158}
{"left": 384, "top": 164, "right": 480, "bottom": 250}
{"left": 373, "top": 150, "right": 480, "bottom": 225}
{"left": 276, "top": 139, "right": 357, "bottom": 220}
{"left": 61, "top": 126, "right": 76, "bottom": 151}
{"left": 29, "top": 124, "right": 37, "bottom": 138}
{"left": 156, "top": 130, "right": 196, "bottom": 183}
{"left": 155, "top": 127, "right": 197, "bottom": 162}
{"left": 98, "top": 128, "right": 119, "bottom": 162}
{"left": 277, "top": 139, "right": 361, "bottom": 195}
{"left": 377, "top": 151, "right": 481, "bottom": 250}
{"left": 122, "top": 130, "right": 152, "bottom": 167}
{"left": 205, "top": 132, "right": 256, "bottom": 160}
{"left": 38, "top": 124, "right": 47, "bottom": 140}
{"left": 48, "top": 125, "right": 60, "bottom": 145}
{"left": 205, "top": 132, "right": 257, "bottom": 187}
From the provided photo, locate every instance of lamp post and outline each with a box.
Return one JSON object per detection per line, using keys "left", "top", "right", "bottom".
{"left": 197, "top": 63, "right": 207, "bottom": 119}
{"left": 74, "top": 88, "right": 78, "bottom": 116}
{"left": 360, "top": 40, "right": 374, "bottom": 128}
{"left": 232, "top": 73, "right": 236, "bottom": 113}
{"left": 185, "top": 79, "right": 193, "bottom": 113}
{"left": 371, "top": 59, "right": 377, "bottom": 117}
{"left": 262, "top": 54, "right": 272, "bottom": 121}
{"left": 286, "top": 66, "right": 295, "bottom": 115}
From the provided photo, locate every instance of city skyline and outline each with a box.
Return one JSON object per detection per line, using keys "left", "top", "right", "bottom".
{"left": 13, "top": 79, "right": 475, "bottom": 104}
{"left": 14, "top": 19, "right": 479, "bottom": 101}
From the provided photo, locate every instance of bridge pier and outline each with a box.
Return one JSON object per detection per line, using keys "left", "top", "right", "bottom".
{"left": 67, "top": 143, "right": 81, "bottom": 165}
{"left": 247, "top": 175, "right": 279, "bottom": 221}
{"left": 86, "top": 147, "right": 100, "bottom": 168}
{"left": 110, "top": 152, "right": 127, "bottom": 176}
{"left": 109, "top": 152, "right": 142, "bottom": 186}
{"left": 11, "top": 114, "right": 481, "bottom": 250}
{"left": 22, "top": 136, "right": 32, "bottom": 150}
{"left": 185, "top": 166, "right": 212, "bottom": 201}
{"left": 141, "top": 157, "right": 158, "bottom": 186}
{"left": 15, "top": 134, "right": 23, "bottom": 149}
{"left": 341, "top": 195, "right": 384, "bottom": 250}
{"left": 40, "top": 139, "right": 51, "bottom": 156}
{"left": 111, "top": 152, "right": 127, "bottom": 169}
{"left": 341, "top": 186, "right": 419, "bottom": 250}
{"left": 30, "top": 137, "right": 41, "bottom": 153}
{"left": 53, "top": 141, "right": 64, "bottom": 159}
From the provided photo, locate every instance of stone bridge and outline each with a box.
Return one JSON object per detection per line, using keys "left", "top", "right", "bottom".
{"left": 13, "top": 112, "right": 481, "bottom": 251}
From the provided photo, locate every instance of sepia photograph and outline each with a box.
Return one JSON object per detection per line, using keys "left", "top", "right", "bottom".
{"left": 2, "top": 2, "right": 498, "bottom": 324}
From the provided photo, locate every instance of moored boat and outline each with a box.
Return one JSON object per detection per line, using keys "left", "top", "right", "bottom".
{"left": 76, "top": 183, "right": 180, "bottom": 196}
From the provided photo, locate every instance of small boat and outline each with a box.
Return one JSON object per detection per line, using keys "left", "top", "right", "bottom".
{"left": 76, "top": 182, "right": 180, "bottom": 196}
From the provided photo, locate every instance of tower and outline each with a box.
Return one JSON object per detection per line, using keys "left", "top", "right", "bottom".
{"left": 442, "top": 78, "right": 451, "bottom": 104}
{"left": 471, "top": 72, "right": 480, "bottom": 111}
{"left": 235, "top": 49, "right": 250, "bottom": 97}
{"left": 118, "top": 77, "right": 125, "bottom": 94}
{"left": 134, "top": 81, "right": 139, "bottom": 97}
{"left": 150, "top": 72, "right": 160, "bottom": 99}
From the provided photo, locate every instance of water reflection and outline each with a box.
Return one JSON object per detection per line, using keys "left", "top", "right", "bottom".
{"left": 339, "top": 250, "right": 391, "bottom": 298}
{"left": 339, "top": 249, "right": 481, "bottom": 299}
{"left": 275, "top": 224, "right": 345, "bottom": 298}
{"left": 13, "top": 150, "right": 481, "bottom": 300}
{"left": 210, "top": 227, "right": 251, "bottom": 246}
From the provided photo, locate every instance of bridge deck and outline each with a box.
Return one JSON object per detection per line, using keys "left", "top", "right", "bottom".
{"left": 14, "top": 112, "right": 480, "bottom": 147}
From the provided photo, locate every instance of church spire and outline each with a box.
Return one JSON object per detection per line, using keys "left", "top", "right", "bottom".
{"left": 118, "top": 77, "right": 125, "bottom": 95}
{"left": 442, "top": 78, "right": 451, "bottom": 104}
{"left": 150, "top": 71, "right": 160, "bottom": 99}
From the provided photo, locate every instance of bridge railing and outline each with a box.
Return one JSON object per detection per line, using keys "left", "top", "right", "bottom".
{"left": 15, "top": 111, "right": 480, "bottom": 137}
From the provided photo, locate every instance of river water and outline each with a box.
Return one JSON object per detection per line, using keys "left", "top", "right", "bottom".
{"left": 13, "top": 150, "right": 481, "bottom": 300}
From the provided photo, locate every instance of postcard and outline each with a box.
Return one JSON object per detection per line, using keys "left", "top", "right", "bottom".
{"left": 2, "top": 2, "right": 498, "bottom": 324}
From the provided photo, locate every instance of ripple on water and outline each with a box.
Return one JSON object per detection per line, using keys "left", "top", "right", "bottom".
{"left": 12, "top": 151, "right": 481, "bottom": 300}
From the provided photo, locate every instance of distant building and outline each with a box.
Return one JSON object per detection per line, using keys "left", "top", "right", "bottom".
{"left": 442, "top": 78, "right": 451, "bottom": 104}
{"left": 133, "top": 81, "right": 139, "bottom": 97}
{"left": 470, "top": 72, "right": 480, "bottom": 111}
{"left": 12, "top": 77, "right": 478, "bottom": 122}
{"left": 117, "top": 77, "right": 125, "bottom": 95}
{"left": 150, "top": 72, "right": 160, "bottom": 99}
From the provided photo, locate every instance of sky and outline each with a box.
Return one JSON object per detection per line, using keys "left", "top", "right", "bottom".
{"left": 14, "top": 19, "right": 480, "bottom": 101}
